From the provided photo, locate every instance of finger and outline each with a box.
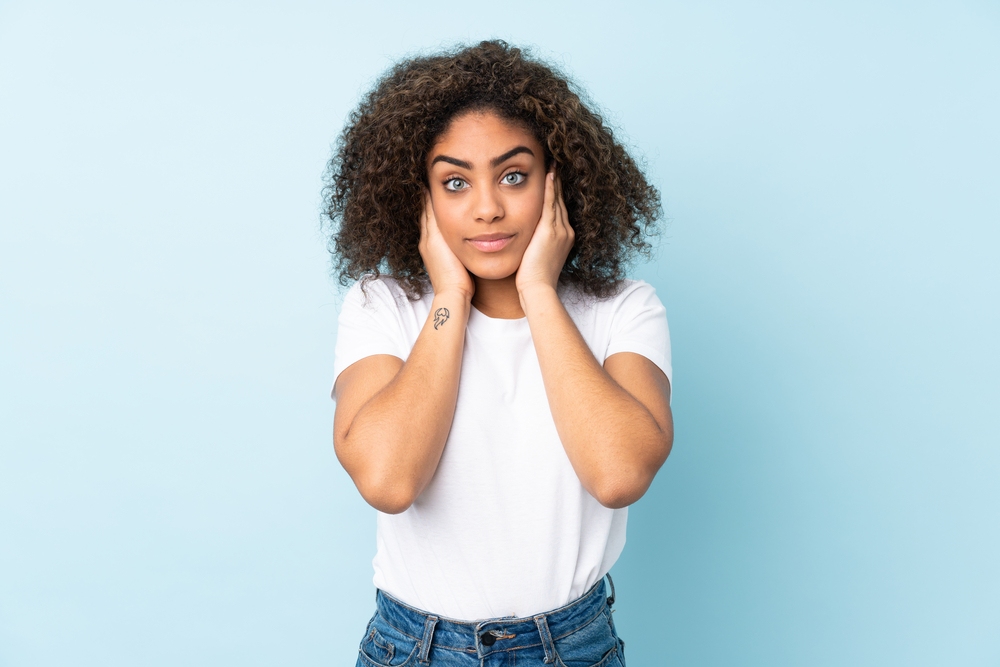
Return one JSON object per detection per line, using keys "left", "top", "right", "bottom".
{"left": 547, "top": 172, "right": 563, "bottom": 232}
{"left": 555, "top": 175, "right": 564, "bottom": 215}
{"left": 543, "top": 170, "right": 556, "bottom": 217}
{"left": 420, "top": 191, "right": 429, "bottom": 239}
{"left": 553, "top": 174, "right": 569, "bottom": 231}
{"left": 428, "top": 191, "right": 443, "bottom": 233}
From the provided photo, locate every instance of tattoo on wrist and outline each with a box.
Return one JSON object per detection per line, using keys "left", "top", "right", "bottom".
{"left": 433, "top": 307, "right": 450, "bottom": 330}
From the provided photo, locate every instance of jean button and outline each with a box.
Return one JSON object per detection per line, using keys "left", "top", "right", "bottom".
{"left": 480, "top": 631, "right": 496, "bottom": 646}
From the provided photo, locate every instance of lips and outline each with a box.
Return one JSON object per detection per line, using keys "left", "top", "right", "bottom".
{"left": 467, "top": 233, "right": 514, "bottom": 252}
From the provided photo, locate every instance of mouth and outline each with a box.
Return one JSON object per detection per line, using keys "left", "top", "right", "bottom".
{"left": 467, "top": 233, "right": 514, "bottom": 253}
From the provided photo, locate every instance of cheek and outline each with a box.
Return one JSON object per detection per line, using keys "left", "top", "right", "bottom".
{"left": 430, "top": 202, "right": 467, "bottom": 249}
{"left": 531, "top": 195, "right": 545, "bottom": 223}
{"left": 512, "top": 181, "right": 546, "bottom": 227}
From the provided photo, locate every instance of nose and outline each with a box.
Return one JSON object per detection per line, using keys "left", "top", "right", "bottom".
{"left": 473, "top": 185, "right": 504, "bottom": 223}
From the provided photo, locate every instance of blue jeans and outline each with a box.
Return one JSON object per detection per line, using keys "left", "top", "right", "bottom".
{"left": 355, "top": 575, "right": 626, "bottom": 667}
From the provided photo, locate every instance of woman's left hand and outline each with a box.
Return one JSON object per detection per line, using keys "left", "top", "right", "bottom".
{"left": 516, "top": 170, "right": 575, "bottom": 297}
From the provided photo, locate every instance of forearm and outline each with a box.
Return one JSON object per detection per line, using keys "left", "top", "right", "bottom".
{"left": 336, "top": 291, "right": 470, "bottom": 513}
{"left": 521, "top": 285, "right": 670, "bottom": 508}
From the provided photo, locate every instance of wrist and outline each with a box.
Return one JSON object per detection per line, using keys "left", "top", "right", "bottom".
{"left": 517, "top": 282, "right": 560, "bottom": 313}
{"left": 432, "top": 287, "right": 474, "bottom": 306}
{"left": 424, "top": 291, "right": 471, "bottom": 334}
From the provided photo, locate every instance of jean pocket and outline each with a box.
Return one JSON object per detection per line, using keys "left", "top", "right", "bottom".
{"left": 357, "top": 618, "right": 421, "bottom": 667}
{"left": 554, "top": 610, "right": 620, "bottom": 667}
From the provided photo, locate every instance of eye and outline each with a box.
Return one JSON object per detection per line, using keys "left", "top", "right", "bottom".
{"left": 502, "top": 172, "right": 526, "bottom": 185}
{"left": 444, "top": 178, "right": 468, "bottom": 191}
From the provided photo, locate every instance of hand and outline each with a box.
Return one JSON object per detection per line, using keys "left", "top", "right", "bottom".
{"left": 516, "top": 171, "right": 575, "bottom": 297}
{"left": 418, "top": 190, "right": 475, "bottom": 301}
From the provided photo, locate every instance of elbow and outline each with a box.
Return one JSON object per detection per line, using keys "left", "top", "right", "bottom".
{"left": 591, "top": 437, "right": 672, "bottom": 509}
{"left": 591, "top": 475, "right": 650, "bottom": 509}
{"left": 365, "top": 489, "right": 416, "bottom": 515}
{"left": 353, "top": 473, "right": 421, "bottom": 515}
{"left": 335, "top": 438, "right": 420, "bottom": 515}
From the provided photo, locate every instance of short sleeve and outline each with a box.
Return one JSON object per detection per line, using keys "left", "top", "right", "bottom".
{"left": 331, "top": 279, "right": 409, "bottom": 398}
{"left": 605, "top": 281, "right": 672, "bottom": 392}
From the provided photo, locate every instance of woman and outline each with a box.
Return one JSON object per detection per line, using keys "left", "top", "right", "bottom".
{"left": 326, "top": 40, "right": 672, "bottom": 667}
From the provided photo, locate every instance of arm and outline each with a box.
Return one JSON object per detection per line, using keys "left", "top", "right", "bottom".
{"left": 520, "top": 288, "right": 672, "bottom": 508}
{"left": 517, "top": 174, "right": 673, "bottom": 508}
{"left": 333, "top": 194, "right": 474, "bottom": 514}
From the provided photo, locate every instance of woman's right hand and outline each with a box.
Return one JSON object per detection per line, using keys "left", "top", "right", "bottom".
{"left": 335, "top": 192, "right": 472, "bottom": 513}
{"left": 418, "top": 190, "right": 475, "bottom": 301}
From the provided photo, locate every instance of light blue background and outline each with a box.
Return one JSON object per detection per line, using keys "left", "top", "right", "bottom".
{"left": 1, "top": 1, "right": 997, "bottom": 665}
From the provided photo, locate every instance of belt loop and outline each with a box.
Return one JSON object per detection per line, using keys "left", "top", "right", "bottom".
{"left": 534, "top": 614, "right": 556, "bottom": 664}
{"left": 418, "top": 615, "right": 438, "bottom": 665}
{"left": 605, "top": 573, "right": 616, "bottom": 609}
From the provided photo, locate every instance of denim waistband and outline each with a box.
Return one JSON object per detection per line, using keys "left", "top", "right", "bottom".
{"left": 374, "top": 576, "right": 615, "bottom": 663}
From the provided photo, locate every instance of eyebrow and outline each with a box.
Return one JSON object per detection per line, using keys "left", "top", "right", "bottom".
{"left": 490, "top": 146, "right": 534, "bottom": 167}
{"left": 430, "top": 146, "right": 535, "bottom": 170}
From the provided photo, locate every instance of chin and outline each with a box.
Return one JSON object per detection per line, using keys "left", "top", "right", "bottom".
{"left": 465, "top": 259, "right": 520, "bottom": 282}
{"left": 468, "top": 264, "right": 518, "bottom": 281}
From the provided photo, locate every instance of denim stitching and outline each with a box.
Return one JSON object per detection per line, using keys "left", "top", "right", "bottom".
{"left": 370, "top": 577, "right": 614, "bottom": 658}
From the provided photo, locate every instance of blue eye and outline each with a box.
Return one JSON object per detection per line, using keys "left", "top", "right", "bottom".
{"left": 503, "top": 172, "right": 525, "bottom": 185}
{"left": 445, "top": 178, "right": 467, "bottom": 191}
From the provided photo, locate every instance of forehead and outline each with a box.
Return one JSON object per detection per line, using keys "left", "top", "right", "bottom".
{"left": 428, "top": 111, "right": 541, "bottom": 163}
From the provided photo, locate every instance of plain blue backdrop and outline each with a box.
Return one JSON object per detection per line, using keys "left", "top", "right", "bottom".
{"left": 1, "top": 1, "right": 997, "bottom": 665}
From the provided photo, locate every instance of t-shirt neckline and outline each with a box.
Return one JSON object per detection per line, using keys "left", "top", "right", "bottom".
{"left": 468, "top": 304, "right": 528, "bottom": 331}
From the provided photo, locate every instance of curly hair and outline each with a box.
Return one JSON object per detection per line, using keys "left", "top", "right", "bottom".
{"left": 323, "top": 40, "right": 661, "bottom": 299}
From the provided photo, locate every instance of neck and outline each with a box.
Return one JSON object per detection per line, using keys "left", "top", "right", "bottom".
{"left": 471, "top": 273, "right": 524, "bottom": 319}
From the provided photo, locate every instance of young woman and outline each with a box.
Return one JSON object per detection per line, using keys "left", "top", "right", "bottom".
{"left": 326, "top": 40, "right": 672, "bottom": 667}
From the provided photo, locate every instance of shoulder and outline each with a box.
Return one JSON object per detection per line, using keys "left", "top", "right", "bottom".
{"left": 611, "top": 279, "right": 659, "bottom": 302}
{"left": 562, "top": 279, "right": 663, "bottom": 315}
{"left": 614, "top": 279, "right": 664, "bottom": 312}
{"left": 343, "top": 275, "right": 430, "bottom": 313}
{"left": 334, "top": 275, "right": 427, "bottom": 387}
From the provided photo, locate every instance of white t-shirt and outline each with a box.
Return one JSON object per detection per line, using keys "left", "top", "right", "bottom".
{"left": 332, "top": 277, "right": 671, "bottom": 620}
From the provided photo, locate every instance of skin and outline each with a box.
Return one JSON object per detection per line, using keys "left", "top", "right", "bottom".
{"left": 423, "top": 112, "right": 547, "bottom": 318}
{"left": 334, "top": 111, "right": 673, "bottom": 513}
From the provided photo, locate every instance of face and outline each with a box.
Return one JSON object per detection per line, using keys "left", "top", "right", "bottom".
{"left": 426, "top": 111, "right": 547, "bottom": 282}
